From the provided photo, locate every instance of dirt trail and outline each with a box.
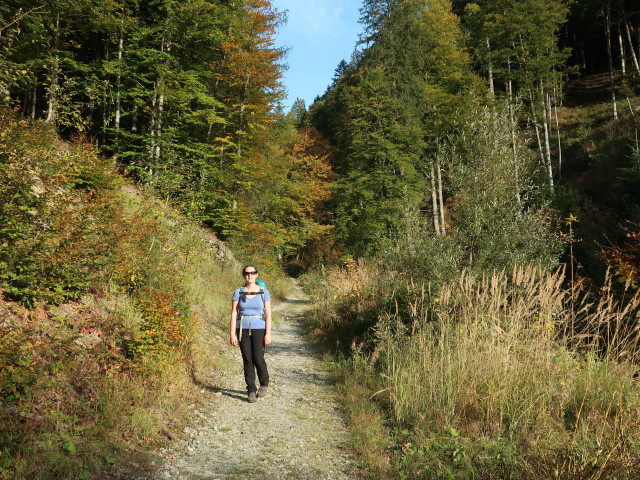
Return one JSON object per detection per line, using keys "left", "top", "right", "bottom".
{"left": 138, "top": 284, "right": 357, "bottom": 480}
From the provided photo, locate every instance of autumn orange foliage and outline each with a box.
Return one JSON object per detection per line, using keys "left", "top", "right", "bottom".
{"left": 601, "top": 221, "right": 640, "bottom": 289}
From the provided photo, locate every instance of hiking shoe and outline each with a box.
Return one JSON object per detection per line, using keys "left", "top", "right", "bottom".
{"left": 257, "top": 386, "right": 269, "bottom": 398}
{"left": 247, "top": 391, "right": 257, "bottom": 403}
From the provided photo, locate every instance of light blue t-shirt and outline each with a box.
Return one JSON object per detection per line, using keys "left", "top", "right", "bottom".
{"left": 232, "top": 287, "right": 270, "bottom": 329}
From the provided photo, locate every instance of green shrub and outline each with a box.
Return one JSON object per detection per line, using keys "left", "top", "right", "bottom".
{"left": 0, "top": 111, "right": 121, "bottom": 305}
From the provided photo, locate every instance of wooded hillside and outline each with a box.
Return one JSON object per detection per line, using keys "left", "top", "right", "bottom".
{"left": 310, "top": 0, "right": 640, "bottom": 282}
{"left": 1, "top": 0, "right": 332, "bottom": 266}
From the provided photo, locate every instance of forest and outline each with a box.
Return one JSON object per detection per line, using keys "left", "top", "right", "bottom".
{"left": 1, "top": 0, "right": 640, "bottom": 478}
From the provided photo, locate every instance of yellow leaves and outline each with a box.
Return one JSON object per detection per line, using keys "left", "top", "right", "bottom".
{"left": 565, "top": 213, "right": 579, "bottom": 225}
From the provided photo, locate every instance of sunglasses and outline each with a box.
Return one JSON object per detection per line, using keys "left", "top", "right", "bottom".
{"left": 243, "top": 271, "right": 258, "bottom": 275}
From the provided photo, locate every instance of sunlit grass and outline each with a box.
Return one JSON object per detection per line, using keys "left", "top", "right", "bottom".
{"left": 307, "top": 263, "right": 640, "bottom": 479}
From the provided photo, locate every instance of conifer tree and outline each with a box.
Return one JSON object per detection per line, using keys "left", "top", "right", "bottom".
{"left": 313, "top": 0, "right": 477, "bottom": 255}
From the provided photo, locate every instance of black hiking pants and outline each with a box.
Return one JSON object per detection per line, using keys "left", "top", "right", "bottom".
{"left": 237, "top": 328, "right": 269, "bottom": 393}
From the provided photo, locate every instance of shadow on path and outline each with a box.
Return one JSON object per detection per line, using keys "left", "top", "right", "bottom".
{"left": 190, "top": 369, "right": 246, "bottom": 401}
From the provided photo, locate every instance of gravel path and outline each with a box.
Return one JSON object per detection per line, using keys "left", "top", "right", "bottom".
{"left": 142, "top": 285, "right": 357, "bottom": 480}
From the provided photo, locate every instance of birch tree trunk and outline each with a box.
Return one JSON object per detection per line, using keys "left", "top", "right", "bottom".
{"left": 436, "top": 160, "right": 445, "bottom": 234}
{"left": 45, "top": 13, "right": 61, "bottom": 124}
{"left": 30, "top": 82, "right": 37, "bottom": 119}
{"left": 236, "top": 72, "right": 251, "bottom": 157}
{"left": 530, "top": 83, "right": 555, "bottom": 195}
{"left": 606, "top": 5, "right": 619, "bottom": 120}
{"left": 507, "top": 79, "right": 521, "bottom": 205}
{"left": 541, "top": 86, "right": 554, "bottom": 194}
{"left": 430, "top": 164, "right": 441, "bottom": 236}
{"left": 149, "top": 82, "right": 165, "bottom": 180}
{"left": 486, "top": 37, "right": 494, "bottom": 97}
{"left": 618, "top": 24, "right": 626, "bottom": 76}
{"left": 131, "top": 104, "right": 138, "bottom": 133}
{"left": 553, "top": 87, "right": 562, "bottom": 182}
{"left": 155, "top": 87, "right": 164, "bottom": 163}
{"left": 114, "top": 24, "right": 124, "bottom": 148}
{"left": 624, "top": 19, "right": 640, "bottom": 76}
{"left": 149, "top": 30, "right": 170, "bottom": 182}
{"left": 102, "top": 86, "right": 108, "bottom": 140}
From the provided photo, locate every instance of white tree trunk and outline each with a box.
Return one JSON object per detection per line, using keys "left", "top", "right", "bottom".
{"left": 606, "top": 7, "right": 619, "bottom": 120}
{"left": 436, "top": 160, "right": 445, "bottom": 234}
{"left": 530, "top": 85, "right": 554, "bottom": 194}
{"left": 553, "top": 87, "right": 562, "bottom": 182}
{"left": 114, "top": 25, "right": 124, "bottom": 147}
{"left": 155, "top": 89, "right": 164, "bottom": 162}
{"left": 45, "top": 13, "right": 60, "bottom": 124}
{"left": 486, "top": 37, "right": 494, "bottom": 97}
{"left": 625, "top": 19, "right": 640, "bottom": 76}
{"left": 149, "top": 31, "right": 171, "bottom": 181}
{"left": 430, "top": 164, "right": 441, "bottom": 236}
{"left": 618, "top": 24, "right": 626, "bottom": 76}
{"left": 131, "top": 104, "right": 138, "bottom": 133}
{"left": 507, "top": 80, "right": 521, "bottom": 205}
{"left": 237, "top": 72, "right": 251, "bottom": 157}
{"left": 30, "top": 82, "right": 37, "bottom": 119}
{"left": 541, "top": 87, "right": 554, "bottom": 195}
{"left": 102, "top": 87, "right": 108, "bottom": 139}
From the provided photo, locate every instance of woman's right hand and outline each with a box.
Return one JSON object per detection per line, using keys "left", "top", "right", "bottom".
{"left": 230, "top": 333, "right": 238, "bottom": 347}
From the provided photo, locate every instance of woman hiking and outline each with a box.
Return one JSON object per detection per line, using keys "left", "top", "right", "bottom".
{"left": 230, "top": 265, "right": 272, "bottom": 403}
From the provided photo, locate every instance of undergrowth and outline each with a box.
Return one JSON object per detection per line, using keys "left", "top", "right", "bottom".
{"left": 0, "top": 109, "right": 241, "bottom": 479}
{"left": 304, "top": 261, "right": 640, "bottom": 479}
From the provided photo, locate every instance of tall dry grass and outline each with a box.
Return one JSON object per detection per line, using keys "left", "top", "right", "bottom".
{"left": 308, "top": 263, "right": 640, "bottom": 479}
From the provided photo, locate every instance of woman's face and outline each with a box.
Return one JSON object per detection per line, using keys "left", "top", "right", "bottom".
{"left": 242, "top": 267, "right": 258, "bottom": 282}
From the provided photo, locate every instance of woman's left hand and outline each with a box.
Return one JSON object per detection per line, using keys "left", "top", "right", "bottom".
{"left": 264, "top": 331, "right": 272, "bottom": 346}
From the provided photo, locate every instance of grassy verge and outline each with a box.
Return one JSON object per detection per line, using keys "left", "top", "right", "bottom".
{"left": 304, "top": 262, "right": 640, "bottom": 479}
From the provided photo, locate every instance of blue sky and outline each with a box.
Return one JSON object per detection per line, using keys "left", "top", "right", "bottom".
{"left": 271, "top": 0, "right": 363, "bottom": 110}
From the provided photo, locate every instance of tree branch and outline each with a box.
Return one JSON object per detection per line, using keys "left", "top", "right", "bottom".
{"left": 0, "top": 6, "right": 47, "bottom": 33}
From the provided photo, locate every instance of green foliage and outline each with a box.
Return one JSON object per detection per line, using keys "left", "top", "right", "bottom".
{"left": 380, "top": 104, "right": 562, "bottom": 283}
{"left": 381, "top": 208, "right": 464, "bottom": 286}
{"left": 447, "top": 105, "right": 563, "bottom": 272}
{"left": 0, "top": 0, "right": 292, "bottom": 250}
{"left": 462, "top": 0, "right": 573, "bottom": 89}
{"left": 0, "top": 111, "right": 120, "bottom": 305}
{"left": 230, "top": 120, "right": 335, "bottom": 266}
{"left": 311, "top": 0, "right": 479, "bottom": 256}
{"left": 328, "top": 64, "right": 424, "bottom": 255}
